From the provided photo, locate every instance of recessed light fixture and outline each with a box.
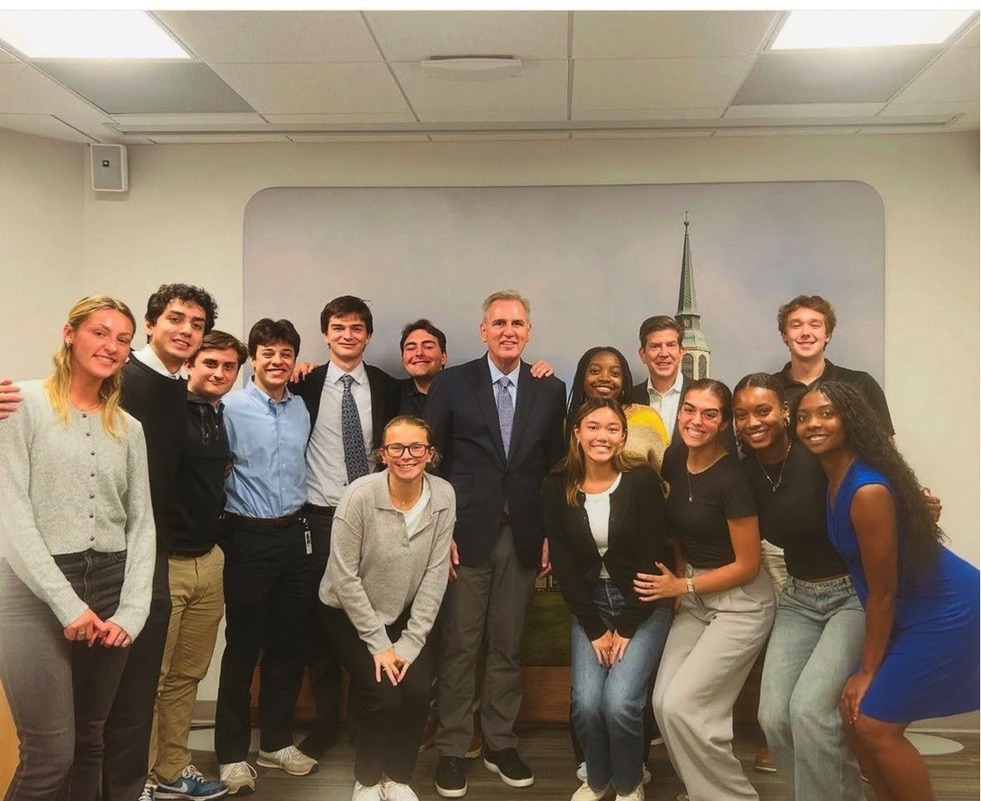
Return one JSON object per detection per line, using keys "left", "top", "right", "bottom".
{"left": 0, "top": 10, "right": 189, "bottom": 59}
{"left": 419, "top": 56, "right": 522, "bottom": 81}
{"left": 771, "top": 10, "right": 975, "bottom": 50}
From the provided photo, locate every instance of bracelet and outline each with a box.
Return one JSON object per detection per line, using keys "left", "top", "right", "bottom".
{"left": 686, "top": 575, "right": 696, "bottom": 595}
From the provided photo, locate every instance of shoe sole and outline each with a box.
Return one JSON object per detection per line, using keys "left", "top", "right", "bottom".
{"left": 435, "top": 782, "right": 468, "bottom": 798}
{"left": 254, "top": 757, "right": 317, "bottom": 776}
{"left": 464, "top": 745, "right": 481, "bottom": 759}
{"left": 156, "top": 791, "right": 228, "bottom": 801}
{"left": 753, "top": 765, "right": 778, "bottom": 774}
{"left": 482, "top": 758, "right": 534, "bottom": 788}
{"left": 225, "top": 785, "right": 254, "bottom": 796}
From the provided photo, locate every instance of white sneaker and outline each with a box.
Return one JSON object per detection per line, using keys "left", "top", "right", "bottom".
{"left": 352, "top": 781, "right": 385, "bottom": 801}
{"left": 217, "top": 762, "right": 256, "bottom": 796}
{"left": 642, "top": 765, "right": 651, "bottom": 785}
{"left": 571, "top": 781, "right": 612, "bottom": 801}
{"left": 256, "top": 745, "right": 318, "bottom": 776}
{"left": 676, "top": 793, "right": 690, "bottom": 801}
{"left": 138, "top": 785, "right": 156, "bottom": 801}
{"left": 382, "top": 779, "right": 420, "bottom": 801}
{"left": 615, "top": 785, "right": 645, "bottom": 801}
{"left": 577, "top": 762, "right": 588, "bottom": 782}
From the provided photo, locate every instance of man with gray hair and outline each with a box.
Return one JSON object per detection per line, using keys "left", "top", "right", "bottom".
{"left": 425, "top": 290, "right": 566, "bottom": 798}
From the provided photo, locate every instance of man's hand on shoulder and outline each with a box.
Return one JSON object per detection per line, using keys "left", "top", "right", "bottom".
{"left": 0, "top": 378, "right": 23, "bottom": 420}
{"left": 291, "top": 362, "right": 318, "bottom": 383}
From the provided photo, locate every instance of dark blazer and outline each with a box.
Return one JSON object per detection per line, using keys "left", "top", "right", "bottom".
{"left": 290, "top": 362, "right": 400, "bottom": 450}
{"left": 631, "top": 374, "right": 736, "bottom": 458}
{"left": 425, "top": 356, "right": 566, "bottom": 570}
{"left": 542, "top": 467, "right": 667, "bottom": 639}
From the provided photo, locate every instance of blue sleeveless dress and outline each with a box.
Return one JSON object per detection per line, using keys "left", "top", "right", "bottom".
{"left": 827, "top": 461, "right": 980, "bottom": 722}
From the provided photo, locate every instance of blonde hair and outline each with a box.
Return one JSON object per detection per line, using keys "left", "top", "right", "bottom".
{"left": 44, "top": 295, "right": 136, "bottom": 440}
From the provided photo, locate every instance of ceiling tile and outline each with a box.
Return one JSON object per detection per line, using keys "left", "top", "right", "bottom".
{"left": 35, "top": 61, "right": 253, "bottom": 114}
{"left": 573, "top": 11, "right": 778, "bottom": 58}
{"left": 0, "top": 64, "right": 95, "bottom": 115}
{"left": 153, "top": 11, "right": 381, "bottom": 64}
{"left": 856, "top": 125, "right": 953, "bottom": 134}
{"left": 393, "top": 58, "right": 567, "bottom": 121}
{"left": 365, "top": 11, "right": 568, "bottom": 61}
{"left": 725, "top": 102, "right": 885, "bottom": 118}
{"left": 210, "top": 62, "right": 410, "bottom": 116}
{"left": 889, "top": 47, "right": 979, "bottom": 104}
{"left": 0, "top": 113, "right": 95, "bottom": 142}
{"left": 574, "top": 57, "right": 754, "bottom": 111}
{"left": 733, "top": 47, "right": 940, "bottom": 105}
{"left": 0, "top": 46, "right": 18, "bottom": 63}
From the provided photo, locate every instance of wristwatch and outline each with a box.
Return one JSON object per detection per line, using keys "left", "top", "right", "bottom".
{"left": 686, "top": 575, "right": 696, "bottom": 595}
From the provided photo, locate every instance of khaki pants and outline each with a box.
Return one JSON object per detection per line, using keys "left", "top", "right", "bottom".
{"left": 149, "top": 548, "right": 224, "bottom": 784}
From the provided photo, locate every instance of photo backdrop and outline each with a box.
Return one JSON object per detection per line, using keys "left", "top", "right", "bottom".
{"left": 243, "top": 181, "right": 884, "bottom": 392}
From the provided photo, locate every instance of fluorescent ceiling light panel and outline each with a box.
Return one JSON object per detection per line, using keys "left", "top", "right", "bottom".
{"left": 772, "top": 10, "right": 975, "bottom": 50}
{"left": 0, "top": 10, "right": 189, "bottom": 59}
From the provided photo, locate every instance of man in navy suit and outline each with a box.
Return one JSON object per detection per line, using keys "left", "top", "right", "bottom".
{"left": 425, "top": 290, "right": 565, "bottom": 798}
{"left": 289, "top": 295, "right": 401, "bottom": 759}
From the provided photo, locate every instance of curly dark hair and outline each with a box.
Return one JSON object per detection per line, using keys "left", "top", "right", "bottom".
{"left": 797, "top": 381, "right": 942, "bottom": 584}
{"left": 144, "top": 283, "right": 218, "bottom": 333}
{"left": 565, "top": 346, "right": 635, "bottom": 443}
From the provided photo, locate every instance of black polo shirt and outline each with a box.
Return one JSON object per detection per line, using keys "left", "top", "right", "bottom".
{"left": 398, "top": 377, "right": 428, "bottom": 418}
{"left": 777, "top": 359, "right": 895, "bottom": 436}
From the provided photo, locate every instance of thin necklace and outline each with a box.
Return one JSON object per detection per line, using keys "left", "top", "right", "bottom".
{"left": 686, "top": 451, "right": 725, "bottom": 502}
{"left": 756, "top": 441, "right": 792, "bottom": 493}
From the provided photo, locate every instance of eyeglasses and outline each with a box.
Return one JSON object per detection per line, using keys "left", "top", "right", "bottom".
{"left": 381, "top": 442, "right": 431, "bottom": 458}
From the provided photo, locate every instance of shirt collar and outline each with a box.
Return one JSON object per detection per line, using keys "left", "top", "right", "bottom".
{"left": 245, "top": 377, "right": 294, "bottom": 406}
{"left": 133, "top": 345, "right": 185, "bottom": 379}
{"left": 647, "top": 369, "right": 684, "bottom": 396}
{"left": 487, "top": 354, "right": 521, "bottom": 386}
{"left": 780, "top": 358, "right": 835, "bottom": 386}
{"left": 327, "top": 359, "right": 368, "bottom": 386}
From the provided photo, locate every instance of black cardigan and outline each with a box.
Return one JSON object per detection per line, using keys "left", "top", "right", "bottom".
{"left": 542, "top": 465, "right": 668, "bottom": 639}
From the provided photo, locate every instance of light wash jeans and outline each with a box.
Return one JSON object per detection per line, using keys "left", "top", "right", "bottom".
{"left": 758, "top": 574, "right": 866, "bottom": 801}
{"left": 570, "top": 580, "right": 672, "bottom": 795}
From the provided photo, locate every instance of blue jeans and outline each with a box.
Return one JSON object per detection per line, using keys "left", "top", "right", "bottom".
{"left": 570, "top": 580, "right": 672, "bottom": 795}
{"left": 0, "top": 552, "right": 129, "bottom": 801}
{"left": 758, "top": 575, "right": 866, "bottom": 801}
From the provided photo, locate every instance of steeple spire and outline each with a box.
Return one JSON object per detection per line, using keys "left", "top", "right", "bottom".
{"left": 676, "top": 212, "right": 698, "bottom": 316}
{"left": 673, "top": 213, "right": 712, "bottom": 379}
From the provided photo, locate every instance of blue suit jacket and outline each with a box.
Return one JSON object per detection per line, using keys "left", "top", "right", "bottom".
{"left": 425, "top": 356, "right": 566, "bottom": 570}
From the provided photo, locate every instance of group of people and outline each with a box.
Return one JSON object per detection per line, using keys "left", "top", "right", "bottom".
{"left": 0, "top": 285, "right": 977, "bottom": 801}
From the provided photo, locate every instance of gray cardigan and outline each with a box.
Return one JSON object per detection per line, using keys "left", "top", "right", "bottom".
{"left": 0, "top": 380, "right": 156, "bottom": 638}
{"left": 320, "top": 470, "right": 456, "bottom": 663}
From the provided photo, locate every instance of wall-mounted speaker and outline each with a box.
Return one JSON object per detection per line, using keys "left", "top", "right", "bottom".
{"left": 90, "top": 144, "right": 128, "bottom": 193}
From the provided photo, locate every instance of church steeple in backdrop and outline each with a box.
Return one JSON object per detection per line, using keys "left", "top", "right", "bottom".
{"left": 675, "top": 213, "right": 712, "bottom": 379}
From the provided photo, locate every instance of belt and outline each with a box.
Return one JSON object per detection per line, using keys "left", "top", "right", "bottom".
{"left": 222, "top": 511, "right": 304, "bottom": 531}
{"left": 303, "top": 502, "right": 336, "bottom": 516}
{"left": 169, "top": 546, "right": 214, "bottom": 559}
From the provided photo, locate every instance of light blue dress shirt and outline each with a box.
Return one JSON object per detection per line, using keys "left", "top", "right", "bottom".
{"left": 487, "top": 354, "right": 520, "bottom": 407}
{"left": 223, "top": 380, "right": 310, "bottom": 518}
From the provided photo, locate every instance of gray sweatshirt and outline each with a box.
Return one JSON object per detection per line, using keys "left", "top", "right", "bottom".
{"left": 320, "top": 470, "right": 455, "bottom": 663}
{"left": 0, "top": 380, "right": 156, "bottom": 638}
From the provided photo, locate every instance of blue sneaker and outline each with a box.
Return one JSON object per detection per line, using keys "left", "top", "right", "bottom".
{"left": 156, "top": 765, "right": 228, "bottom": 801}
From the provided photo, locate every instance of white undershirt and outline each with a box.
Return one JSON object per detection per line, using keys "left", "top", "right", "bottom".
{"left": 400, "top": 479, "right": 432, "bottom": 540}
{"left": 583, "top": 472, "right": 622, "bottom": 579}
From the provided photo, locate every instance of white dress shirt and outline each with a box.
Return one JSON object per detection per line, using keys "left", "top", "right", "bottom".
{"left": 647, "top": 370, "right": 685, "bottom": 441}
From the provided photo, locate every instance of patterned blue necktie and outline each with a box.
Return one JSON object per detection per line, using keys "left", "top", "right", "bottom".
{"left": 341, "top": 374, "right": 369, "bottom": 482}
{"left": 497, "top": 376, "right": 514, "bottom": 457}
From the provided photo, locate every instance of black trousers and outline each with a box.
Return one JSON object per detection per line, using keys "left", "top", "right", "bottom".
{"left": 303, "top": 506, "right": 342, "bottom": 740}
{"left": 102, "top": 551, "right": 171, "bottom": 801}
{"left": 321, "top": 605, "right": 434, "bottom": 786}
{"left": 214, "top": 519, "right": 311, "bottom": 763}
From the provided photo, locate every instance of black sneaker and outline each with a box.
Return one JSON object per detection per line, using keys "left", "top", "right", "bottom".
{"left": 483, "top": 747, "right": 534, "bottom": 788}
{"left": 435, "top": 756, "right": 468, "bottom": 798}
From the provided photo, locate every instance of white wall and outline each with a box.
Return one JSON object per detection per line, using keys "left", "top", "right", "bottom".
{"left": 0, "top": 129, "right": 86, "bottom": 377}
{"left": 2, "top": 130, "right": 978, "bottom": 725}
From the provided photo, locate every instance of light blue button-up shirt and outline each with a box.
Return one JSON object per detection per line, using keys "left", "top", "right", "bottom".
{"left": 223, "top": 379, "right": 310, "bottom": 518}
{"left": 487, "top": 354, "right": 520, "bottom": 407}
